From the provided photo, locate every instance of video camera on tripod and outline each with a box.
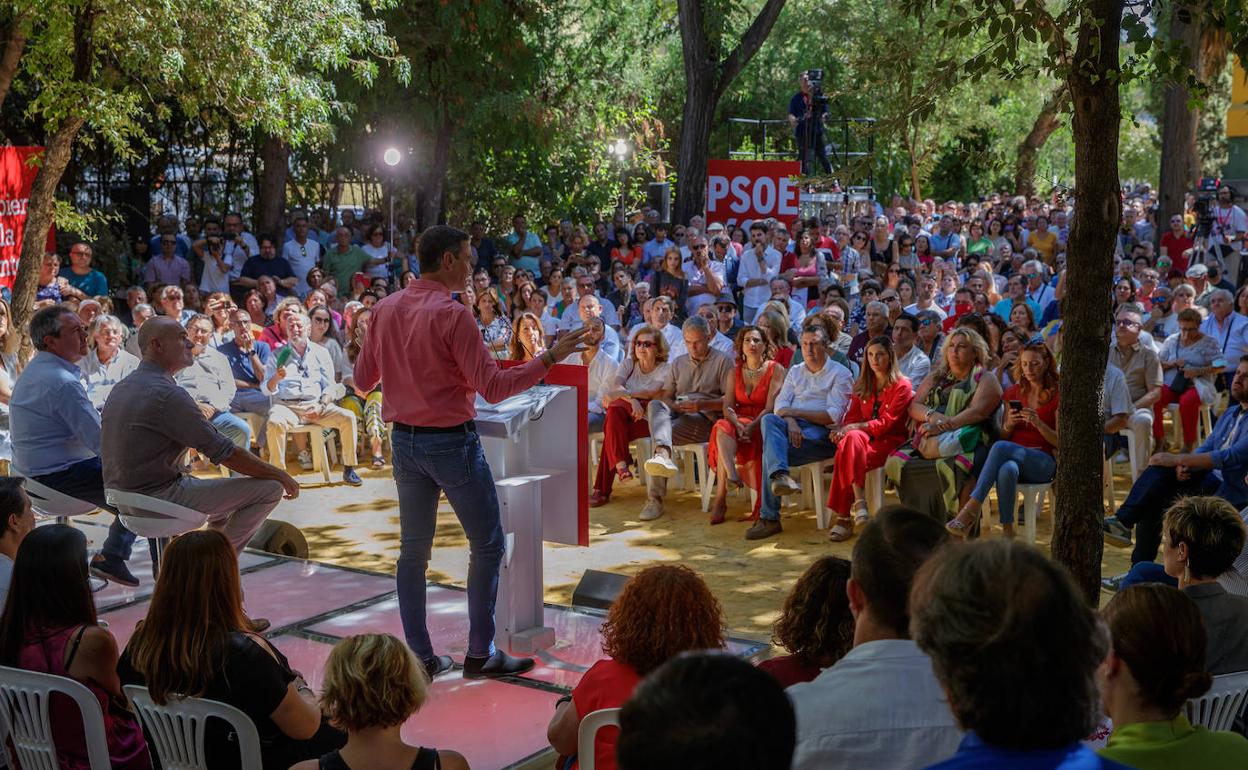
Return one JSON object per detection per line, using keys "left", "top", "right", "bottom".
{"left": 806, "top": 68, "right": 828, "bottom": 108}
{"left": 1191, "top": 177, "right": 1220, "bottom": 239}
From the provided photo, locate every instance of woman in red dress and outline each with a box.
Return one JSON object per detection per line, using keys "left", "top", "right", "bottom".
{"left": 825, "top": 336, "right": 913, "bottom": 541}
{"left": 707, "top": 326, "right": 786, "bottom": 524}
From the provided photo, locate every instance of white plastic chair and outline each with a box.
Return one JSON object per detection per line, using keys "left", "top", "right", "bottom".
{"left": 673, "top": 443, "right": 713, "bottom": 512}
{"left": 105, "top": 488, "right": 208, "bottom": 579}
{"left": 20, "top": 477, "right": 99, "bottom": 524}
{"left": 865, "top": 467, "right": 885, "bottom": 514}
{"left": 794, "top": 459, "right": 834, "bottom": 529}
{"left": 577, "top": 707, "right": 622, "bottom": 770}
{"left": 1017, "top": 483, "right": 1052, "bottom": 545}
{"left": 1184, "top": 670, "right": 1248, "bottom": 731}
{"left": 285, "top": 424, "right": 336, "bottom": 483}
{"left": 0, "top": 665, "right": 112, "bottom": 769}
{"left": 1168, "top": 403, "right": 1214, "bottom": 448}
{"left": 1114, "top": 429, "right": 1142, "bottom": 481}
{"left": 124, "top": 684, "right": 262, "bottom": 770}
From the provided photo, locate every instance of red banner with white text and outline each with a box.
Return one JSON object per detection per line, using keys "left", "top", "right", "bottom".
{"left": 0, "top": 147, "right": 51, "bottom": 292}
{"left": 705, "top": 159, "right": 802, "bottom": 228}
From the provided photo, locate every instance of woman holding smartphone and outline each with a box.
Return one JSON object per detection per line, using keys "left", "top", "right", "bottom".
{"left": 947, "top": 340, "right": 1059, "bottom": 539}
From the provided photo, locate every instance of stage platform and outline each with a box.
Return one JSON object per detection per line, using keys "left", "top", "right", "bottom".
{"left": 80, "top": 520, "right": 768, "bottom": 770}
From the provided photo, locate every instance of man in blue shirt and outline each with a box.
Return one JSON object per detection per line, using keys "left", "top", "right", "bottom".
{"left": 503, "top": 214, "right": 543, "bottom": 275}
{"left": 237, "top": 236, "right": 297, "bottom": 297}
{"left": 1105, "top": 355, "right": 1248, "bottom": 565}
{"left": 927, "top": 216, "right": 962, "bottom": 261}
{"left": 9, "top": 305, "right": 140, "bottom": 586}
{"left": 58, "top": 243, "right": 109, "bottom": 297}
{"left": 641, "top": 223, "right": 675, "bottom": 273}
{"left": 218, "top": 308, "right": 274, "bottom": 421}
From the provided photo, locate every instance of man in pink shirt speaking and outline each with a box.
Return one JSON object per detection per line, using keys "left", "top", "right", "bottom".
{"left": 354, "top": 225, "right": 588, "bottom": 679}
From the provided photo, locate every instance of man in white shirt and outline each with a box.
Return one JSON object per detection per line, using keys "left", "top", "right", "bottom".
{"left": 282, "top": 215, "right": 322, "bottom": 296}
{"left": 630, "top": 297, "right": 686, "bottom": 359}
{"left": 750, "top": 324, "right": 852, "bottom": 540}
{"left": 904, "top": 274, "right": 947, "bottom": 320}
{"left": 736, "top": 221, "right": 781, "bottom": 322}
{"left": 1021, "top": 260, "right": 1055, "bottom": 314}
{"left": 788, "top": 506, "right": 960, "bottom": 770}
{"left": 769, "top": 278, "right": 807, "bottom": 333}
{"left": 1199, "top": 288, "right": 1248, "bottom": 389}
{"left": 891, "top": 313, "right": 929, "bottom": 386}
{"left": 1212, "top": 185, "right": 1248, "bottom": 282}
{"left": 567, "top": 318, "right": 619, "bottom": 434}
{"left": 264, "top": 310, "right": 362, "bottom": 486}
{"left": 681, "top": 232, "right": 725, "bottom": 317}
{"left": 696, "top": 304, "right": 735, "bottom": 358}
{"left": 176, "top": 314, "right": 252, "bottom": 450}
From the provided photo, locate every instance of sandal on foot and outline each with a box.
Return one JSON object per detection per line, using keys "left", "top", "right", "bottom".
{"left": 946, "top": 505, "right": 981, "bottom": 538}
{"left": 828, "top": 517, "right": 854, "bottom": 542}
{"left": 616, "top": 464, "right": 635, "bottom": 482}
{"left": 371, "top": 455, "right": 385, "bottom": 468}
{"left": 851, "top": 500, "right": 870, "bottom": 527}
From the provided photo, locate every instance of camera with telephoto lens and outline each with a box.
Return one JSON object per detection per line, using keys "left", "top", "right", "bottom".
{"left": 1192, "top": 194, "right": 1214, "bottom": 238}
{"left": 805, "top": 68, "right": 828, "bottom": 108}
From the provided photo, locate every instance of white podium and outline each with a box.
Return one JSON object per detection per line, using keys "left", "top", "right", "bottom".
{"left": 474, "top": 383, "right": 582, "bottom": 653}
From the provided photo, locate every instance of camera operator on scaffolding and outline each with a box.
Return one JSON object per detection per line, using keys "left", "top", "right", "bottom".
{"left": 788, "top": 72, "right": 831, "bottom": 176}
{"left": 1211, "top": 185, "right": 1248, "bottom": 285}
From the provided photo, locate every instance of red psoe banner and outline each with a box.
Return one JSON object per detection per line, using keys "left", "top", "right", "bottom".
{"left": 0, "top": 147, "right": 49, "bottom": 291}
{"left": 705, "top": 159, "right": 802, "bottom": 228}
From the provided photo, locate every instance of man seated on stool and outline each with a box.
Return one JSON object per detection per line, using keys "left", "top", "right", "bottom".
{"left": 176, "top": 314, "right": 251, "bottom": 454}
{"left": 218, "top": 308, "right": 275, "bottom": 425}
{"left": 10, "top": 305, "right": 141, "bottom": 586}
{"left": 563, "top": 317, "right": 618, "bottom": 434}
{"left": 264, "top": 309, "right": 363, "bottom": 486}
{"left": 640, "top": 315, "right": 733, "bottom": 522}
{"left": 101, "top": 318, "right": 298, "bottom": 568}
{"left": 752, "top": 323, "right": 853, "bottom": 541}
{"left": 1104, "top": 355, "right": 1248, "bottom": 568}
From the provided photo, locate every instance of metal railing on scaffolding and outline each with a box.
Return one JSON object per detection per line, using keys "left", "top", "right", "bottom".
{"left": 726, "top": 116, "right": 876, "bottom": 188}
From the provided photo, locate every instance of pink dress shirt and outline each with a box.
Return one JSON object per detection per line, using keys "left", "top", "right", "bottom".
{"left": 354, "top": 278, "right": 550, "bottom": 427}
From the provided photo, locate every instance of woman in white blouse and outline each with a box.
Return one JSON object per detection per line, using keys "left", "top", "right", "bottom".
{"left": 79, "top": 314, "right": 139, "bottom": 411}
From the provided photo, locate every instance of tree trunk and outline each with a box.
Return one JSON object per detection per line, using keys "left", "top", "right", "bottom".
{"left": 672, "top": 0, "right": 788, "bottom": 227}
{"left": 1051, "top": 0, "right": 1123, "bottom": 606}
{"left": 0, "top": 19, "right": 26, "bottom": 118}
{"left": 1015, "top": 85, "right": 1069, "bottom": 198}
{"left": 674, "top": 69, "right": 715, "bottom": 226}
{"left": 417, "top": 110, "right": 455, "bottom": 229}
{"left": 12, "top": 118, "right": 85, "bottom": 359}
{"left": 256, "top": 135, "right": 289, "bottom": 239}
{"left": 1158, "top": 3, "right": 1204, "bottom": 232}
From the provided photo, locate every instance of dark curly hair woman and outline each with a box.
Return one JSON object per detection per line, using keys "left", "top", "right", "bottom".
{"left": 758, "top": 556, "right": 854, "bottom": 687}
{"left": 546, "top": 564, "right": 725, "bottom": 770}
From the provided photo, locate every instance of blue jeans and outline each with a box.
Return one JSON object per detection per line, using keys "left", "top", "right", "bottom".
{"left": 391, "top": 429, "right": 504, "bottom": 663}
{"left": 1120, "top": 561, "right": 1178, "bottom": 589}
{"left": 1115, "top": 465, "right": 1220, "bottom": 564}
{"left": 33, "top": 457, "right": 138, "bottom": 564}
{"left": 759, "top": 414, "right": 837, "bottom": 522}
{"left": 212, "top": 411, "right": 251, "bottom": 449}
{"left": 968, "top": 441, "right": 1056, "bottom": 524}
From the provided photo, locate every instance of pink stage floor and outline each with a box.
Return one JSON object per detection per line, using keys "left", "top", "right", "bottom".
{"left": 91, "top": 535, "right": 767, "bottom": 770}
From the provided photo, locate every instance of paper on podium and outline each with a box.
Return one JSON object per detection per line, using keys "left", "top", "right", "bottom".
{"left": 472, "top": 385, "right": 565, "bottom": 439}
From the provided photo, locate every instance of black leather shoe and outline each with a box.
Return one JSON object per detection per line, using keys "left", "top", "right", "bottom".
{"left": 424, "top": 654, "right": 456, "bottom": 680}
{"left": 463, "top": 651, "right": 536, "bottom": 679}
{"left": 343, "top": 467, "right": 363, "bottom": 486}
{"left": 90, "top": 555, "right": 139, "bottom": 588}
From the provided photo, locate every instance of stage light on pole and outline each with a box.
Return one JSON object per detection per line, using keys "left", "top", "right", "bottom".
{"left": 383, "top": 147, "right": 402, "bottom": 167}
{"left": 610, "top": 139, "right": 629, "bottom": 159}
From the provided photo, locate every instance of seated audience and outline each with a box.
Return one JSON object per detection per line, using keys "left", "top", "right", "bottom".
{"left": 565, "top": 317, "right": 619, "bottom": 434}
{"left": 616, "top": 653, "right": 795, "bottom": 770}
{"left": 308, "top": 303, "right": 348, "bottom": 379}
{"left": 1098, "top": 584, "right": 1248, "bottom": 769}
{"left": 910, "top": 539, "right": 1129, "bottom": 769}
{"left": 592, "top": 325, "right": 670, "bottom": 506}
{"left": 476, "top": 290, "right": 512, "bottom": 359}
{"left": 0, "top": 524, "right": 150, "bottom": 768}
{"left": 124, "top": 303, "right": 155, "bottom": 357}
{"left": 756, "top": 308, "right": 794, "bottom": 367}
{"left": 219, "top": 308, "right": 275, "bottom": 421}
{"left": 156, "top": 284, "right": 194, "bottom": 324}
{"left": 707, "top": 325, "right": 784, "bottom": 524}
{"left": 826, "top": 336, "right": 912, "bottom": 540}
{"left": 888, "top": 327, "right": 1003, "bottom": 521}
{"left": 1155, "top": 496, "right": 1248, "bottom": 674}
{"left": 509, "top": 311, "right": 548, "bottom": 362}
{"left": 0, "top": 477, "right": 33, "bottom": 608}
{"left": 1154, "top": 308, "right": 1223, "bottom": 452}
{"left": 753, "top": 323, "right": 853, "bottom": 540}
{"left": 949, "top": 340, "right": 1058, "bottom": 539}
{"left": 759, "top": 555, "right": 854, "bottom": 687}
{"left": 891, "top": 312, "right": 930, "bottom": 384}
{"left": 1104, "top": 356, "right": 1248, "bottom": 565}
{"left": 1109, "top": 305, "right": 1164, "bottom": 474}
{"left": 101, "top": 317, "right": 297, "bottom": 559}
{"left": 120, "top": 530, "right": 342, "bottom": 768}
{"left": 258, "top": 296, "right": 303, "bottom": 348}
{"left": 176, "top": 313, "right": 252, "bottom": 450}
{"left": 11, "top": 306, "right": 140, "bottom": 586}
{"left": 342, "top": 307, "right": 387, "bottom": 468}
{"left": 788, "top": 505, "right": 957, "bottom": 770}
{"left": 639, "top": 316, "right": 733, "bottom": 522}
{"left": 265, "top": 309, "right": 363, "bottom": 486}
{"left": 59, "top": 242, "right": 110, "bottom": 297}
{"left": 546, "top": 565, "right": 725, "bottom": 770}
{"left": 291, "top": 633, "right": 469, "bottom": 770}
{"left": 79, "top": 313, "right": 139, "bottom": 410}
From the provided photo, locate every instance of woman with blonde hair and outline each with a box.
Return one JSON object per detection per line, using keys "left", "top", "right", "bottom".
{"left": 592, "top": 325, "right": 671, "bottom": 506}
{"left": 756, "top": 309, "right": 795, "bottom": 367}
{"left": 825, "top": 337, "right": 912, "bottom": 541}
{"left": 291, "top": 634, "right": 470, "bottom": 770}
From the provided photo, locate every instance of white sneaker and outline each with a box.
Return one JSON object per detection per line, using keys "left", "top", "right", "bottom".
{"left": 644, "top": 453, "right": 679, "bottom": 478}
{"left": 298, "top": 450, "right": 313, "bottom": 470}
{"left": 1110, "top": 450, "right": 1129, "bottom": 464}
{"left": 639, "top": 500, "right": 664, "bottom": 521}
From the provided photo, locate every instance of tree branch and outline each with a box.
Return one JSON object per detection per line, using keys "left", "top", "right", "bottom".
{"left": 0, "top": 13, "right": 27, "bottom": 116}
{"left": 715, "top": 0, "right": 788, "bottom": 98}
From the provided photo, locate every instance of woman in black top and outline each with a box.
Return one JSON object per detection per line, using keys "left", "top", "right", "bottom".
{"left": 291, "top": 634, "right": 469, "bottom": 770}
{"left": 119, "top": 530, "right": 345, "bottom": 769}
{"left": 651, "top": 247, "right": 689, "bottom": 320}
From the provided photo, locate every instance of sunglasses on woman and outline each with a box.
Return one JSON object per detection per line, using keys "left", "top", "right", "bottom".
{"left": 635, "top": 340, "right": 656, "bottom": 349}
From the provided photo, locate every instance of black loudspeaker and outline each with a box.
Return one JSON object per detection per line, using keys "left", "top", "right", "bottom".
{"left": 648, "top": 182, "right": 671, "bottom": 224}
{"left": 247, "top": 519, "right": 308, "bottom": 559}
{"left": 571, "top": 569, "right": 631, "bottom": 613}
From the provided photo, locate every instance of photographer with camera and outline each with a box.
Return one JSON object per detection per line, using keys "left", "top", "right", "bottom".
{"left": 788, "top": 71, "right": 831, "bottom": 176}
{"left": 1211, "top": 185, "right": 1247, "bottom": 285}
